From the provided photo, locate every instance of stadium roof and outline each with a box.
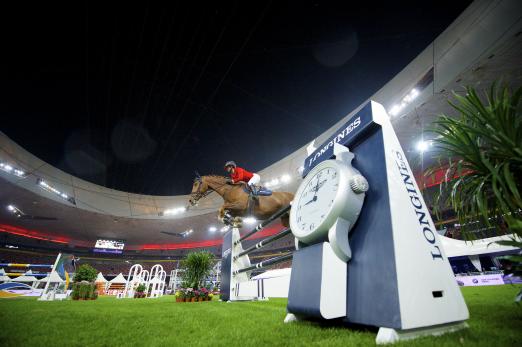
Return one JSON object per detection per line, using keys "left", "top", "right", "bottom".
{"left": 1, "top": 0, "right": 521, "bottom": 250}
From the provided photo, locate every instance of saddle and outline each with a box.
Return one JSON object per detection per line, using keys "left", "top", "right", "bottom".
{"left": 243, "top": 185, "right": 271, "bottom": 217}
{"left": 242, "top": 185, "right": 272, "bottom": 197}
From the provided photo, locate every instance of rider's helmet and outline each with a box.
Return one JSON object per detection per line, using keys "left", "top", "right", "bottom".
{"left": 224, "top": 161, "right": 237, "bottom": 169}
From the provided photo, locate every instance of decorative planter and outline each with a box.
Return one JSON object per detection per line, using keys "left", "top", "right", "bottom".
{"left": 191, "top": 297, "right": 196, "bottom": 302}
{"left": 176, "top": 297, "right": 182, "bottom": 302}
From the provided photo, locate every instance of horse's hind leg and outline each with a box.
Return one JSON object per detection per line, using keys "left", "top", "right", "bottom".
{"left": 218, "top": 207, "right": 226, "bottom": 222}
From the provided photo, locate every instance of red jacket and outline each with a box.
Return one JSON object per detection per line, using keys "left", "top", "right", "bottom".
{"left": 230, "top": 167, "right": 254, "bottom": 183}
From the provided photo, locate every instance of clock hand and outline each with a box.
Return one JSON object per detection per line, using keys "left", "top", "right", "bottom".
{"left": 315, "top": 179, "right": 327, "bottom": 191}
{"left": 304, "top": 195, "right": 317, "bottom": 205}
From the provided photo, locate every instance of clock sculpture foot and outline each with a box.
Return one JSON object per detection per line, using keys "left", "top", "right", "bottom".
{"left": 284, "top": 313, "right": 301, "bottom": 323}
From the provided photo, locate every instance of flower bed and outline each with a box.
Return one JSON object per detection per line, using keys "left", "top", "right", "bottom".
{"left": 175, "top": 287, "right": 213, "bottom": 302}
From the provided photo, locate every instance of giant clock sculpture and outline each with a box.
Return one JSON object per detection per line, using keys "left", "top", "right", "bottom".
{"left": 290, "top": 143, "right": 368, "bottom": 261}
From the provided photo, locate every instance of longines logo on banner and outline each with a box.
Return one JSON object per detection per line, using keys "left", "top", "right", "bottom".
{"left": 392, "top": 149, "right": 443, "bottom": 261}
{"left": 307, "top": 116, "right": 361, "bottom": 168}
{"left": 223, "top": 248, "right": 231, "bottom": 258}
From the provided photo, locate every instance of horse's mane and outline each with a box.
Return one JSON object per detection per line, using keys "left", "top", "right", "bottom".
{"left": 199, "top": 174, "right": 228, "bottom": 182}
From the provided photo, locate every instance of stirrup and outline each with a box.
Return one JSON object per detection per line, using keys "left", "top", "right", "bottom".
{"left": 248, "top": 185, "right": 258, "bottom": 196}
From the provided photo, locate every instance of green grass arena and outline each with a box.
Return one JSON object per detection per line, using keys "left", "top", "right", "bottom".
{"left": 0, "top": 285, "right": 520, "bottom": 347}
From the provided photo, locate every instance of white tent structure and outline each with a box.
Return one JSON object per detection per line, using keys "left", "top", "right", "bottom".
{"left": 94, "top": 272, "right": 108, "bottom": 295}
{"left": 38, "top": 271, "right": 67, "bottom": 300}
{"left": 251, "top": 268, "right": 292, "bottom": 299}
{"left": 95, "top": 272, "right": 107, "bottom": 283}
{"left": 106, "top": 273, "right": 127, "bottom": 296}
{"left": 440, "top": 234, "right": 520, "bottom": 272}
{"left": 108, "top": 273, "right": 126, "bottom": 286}
{"left": 0, "top": 269, "right": 11, "bottom": 283}
{"left": 45, "top": 271, "right": 65, "bottom": 283}
{"left": 14, "top": 270, "right": 39, "bottom": 287}
{"left": 440, "top": 234, "right": 519, "bottom": 257}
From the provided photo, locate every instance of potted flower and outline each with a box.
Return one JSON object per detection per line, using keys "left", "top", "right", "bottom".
{"left": 175, "top": 290, "right": 183, "bottom": 302}
{"left": 134, "top": 284, "right": 147, "bottom": 298}
{"left": 185, "top": 288, "right": 195, "bottom": 302}
{"left": 199, "top": 287, "right": 209, "bottom": 301}
{"left": 208, "top": 293, "right": 214, "bottom": 302}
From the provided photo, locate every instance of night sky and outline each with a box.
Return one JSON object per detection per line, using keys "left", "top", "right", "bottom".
{"left": 1, "top": 1, "right": 472, "bottom": 195}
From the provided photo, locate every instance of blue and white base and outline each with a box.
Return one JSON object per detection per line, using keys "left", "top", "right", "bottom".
{"left": 220, "top": 227, "right": 258, "bottom": 301}
{"left": 286, "top": 101, "right": 469, "bottom": 344}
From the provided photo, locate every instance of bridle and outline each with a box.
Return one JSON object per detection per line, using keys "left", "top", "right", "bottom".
{"left": 189, "top": 172, "right": 232, "bottom": 206}
{"left": 190, "top": 176, "right": 212, "bottom": 205}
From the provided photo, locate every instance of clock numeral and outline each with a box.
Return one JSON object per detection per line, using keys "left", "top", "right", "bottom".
{"left": 297, "top": 216, "right": 302, "bottom": 223}
{"left": 309, "top": 223, "right": 315, "bottom": 230}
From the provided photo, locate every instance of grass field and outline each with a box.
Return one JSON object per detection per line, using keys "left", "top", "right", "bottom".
{"left": 0, "top": 285, "right": 521, "bottom": 346}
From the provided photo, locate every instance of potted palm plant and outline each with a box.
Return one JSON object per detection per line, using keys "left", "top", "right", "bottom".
{"left": 180, "top": 252, "right": 214, "bottom": 288}
{"left": 428, "top": 83, "right": 521, "bottom": 290}
{"left": 178, "top": 251, "right": 215, "bottom": 303}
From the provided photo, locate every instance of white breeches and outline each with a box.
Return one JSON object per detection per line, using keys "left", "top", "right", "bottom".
{"left": 248, "top": 173, "right": 260, "bottom": 186}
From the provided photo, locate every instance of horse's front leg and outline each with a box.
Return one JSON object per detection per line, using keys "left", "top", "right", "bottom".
{"left": 218, "top": 206, "right": 225, "bottom": 220}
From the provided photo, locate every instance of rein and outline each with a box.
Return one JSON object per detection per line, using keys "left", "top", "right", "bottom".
{"left": 190, "top": 176, "right": 231, "bottom": 203}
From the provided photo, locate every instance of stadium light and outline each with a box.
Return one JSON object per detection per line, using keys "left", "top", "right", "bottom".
{"left": 416, "top": 140, "right": 430, "bottom": 153}
{"left": 0, "top": 162, "right": 26, "bottom": 178}
{"left": 220, "top": 226, "right": 230, "bottom": 233}
{"left": 162, "top": 206, "right": 186, "bottom": 216}
{"left": 36, "top": 178, "right": 76, "bottom": 205}
{"left": 209, "top": 226, "right": 217, "bottom": 232}
{"left": 388, "top": 88, "right": 420, "bottom": 117}
{"left": 281, "top": 174, "right": 291, "bottom": 183}
{"left": 6, "top": 204, "right": 23, "bottom": 218}
{"left": 181, "top": 229, "right": 193, "bottom": 237}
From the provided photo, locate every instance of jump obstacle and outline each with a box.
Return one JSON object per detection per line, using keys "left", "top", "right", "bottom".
{"left": 221, "top": 205, "right": 294, "bottom": 301}
{"left": 222, "top": 101, "right": 469, "bottom": 344}
{"left": 123, "top": 264, "right": 166, "bottom": 298}
{"left": 0, "top": 263, "right": 53, "bottom": 286}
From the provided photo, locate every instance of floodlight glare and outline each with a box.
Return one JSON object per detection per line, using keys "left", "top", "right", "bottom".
{"left": 416, "top": 140, "right": 429, "bottom": 153}
{"left": 243, "top": 217, "right": 257, "bottom": 225}
{"left": 281, "top": 174, "right": 291, "bottom": 183}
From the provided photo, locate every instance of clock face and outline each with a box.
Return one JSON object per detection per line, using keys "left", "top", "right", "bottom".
{"left": 293, "top": 166, "right": 340, "bottom": 234}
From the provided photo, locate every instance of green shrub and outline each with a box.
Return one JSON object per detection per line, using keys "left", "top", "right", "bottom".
{"left": 74, "top": 264, "right": 98, "bottom": 283}
{"left": 71, "top": 283, "right": 80, "bottom": 300}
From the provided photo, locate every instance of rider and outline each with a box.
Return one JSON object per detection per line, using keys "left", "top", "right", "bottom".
{"left": 224, "top": 161, "right": 261, "bottom": 195}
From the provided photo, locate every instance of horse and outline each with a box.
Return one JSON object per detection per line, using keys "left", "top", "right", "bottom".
{"left": 188, "top": 174, "right": 294, "bottom": 227}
